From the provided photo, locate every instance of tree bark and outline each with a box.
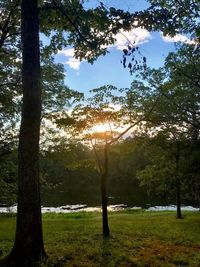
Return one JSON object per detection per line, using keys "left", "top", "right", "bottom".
{"left": 176, "top": 178, "right": 182, "bottom": 219}
{"left": 0, "top": 0, "right": 46, "bottom": 266}
{"left": 175, "top": 142, "right": 182, "bottom": 219}
{"left": 101, "top": 143, "right": 110, "bottom": 237}
{"left": 101, "top": 174, "right": 110, "bottom": 237}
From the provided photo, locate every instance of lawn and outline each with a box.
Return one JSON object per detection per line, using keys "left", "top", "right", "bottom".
{"left": 0, "top": 210, "right": 200, "bottom": 266}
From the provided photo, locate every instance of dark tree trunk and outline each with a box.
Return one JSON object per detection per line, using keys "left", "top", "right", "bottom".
{"left": 101, "top": 174, "right": 110, "bottom": 237}
{"left": 175, "top": 142, "right": 182, "bottom": 219}
{"left": 101, "top": 143, "right": 110, "bottom": 237}
{"left": 0, "top": 0, "right": 46, "bottom": 266}
{"left": 176, "top": 178, "right": 182, "bottom": 219}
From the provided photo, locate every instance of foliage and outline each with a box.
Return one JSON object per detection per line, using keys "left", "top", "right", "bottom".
{"left": 130, "top": 44, "right": 200, "bottom": 133}
{"left": 57, "top": 83, "right": 159, "bottom": 145}
{"left": 0, "top": 53, "right": 81, "bottom": 204}
{"left": 40, "top": 0, "right": 138, "bottom": 62}
{"left": 162, "top": 44, "right": 200, "bottom": 132}
{"left": 140, "top": 0, "right": 200, "bottom": 41}
{"left": 0, "top": 0, "right": 21, "bottom": 128}
{"left": 0, "top": 149, "right": 17, "bottom": 205}
{"left": 137, "top": 132, "right": 187, "bottom": 201}
{"left": 135, "top": 44, "right": 200, "bottom": 206}
{"left": 39, "top": 136, "right": 151, "bottom": 207}
{"left": 40, "top": 139, "right": 100, "bottom": 206}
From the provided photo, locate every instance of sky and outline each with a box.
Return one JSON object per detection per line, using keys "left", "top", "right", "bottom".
{"left": 52, "top": 0, "right": 192, "bottom": 95}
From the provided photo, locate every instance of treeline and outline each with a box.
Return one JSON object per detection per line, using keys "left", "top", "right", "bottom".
{"left": 1, "top": 132, "right": 199, "bottom": 208}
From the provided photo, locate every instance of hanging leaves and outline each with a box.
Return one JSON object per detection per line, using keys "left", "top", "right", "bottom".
{"left": 121, "top": 44, "right": 147, "bottom": 75}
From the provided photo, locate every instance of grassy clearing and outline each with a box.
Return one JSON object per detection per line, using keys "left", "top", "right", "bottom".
{"left": 1, "top": 210, "right": 200, "bottom": 266}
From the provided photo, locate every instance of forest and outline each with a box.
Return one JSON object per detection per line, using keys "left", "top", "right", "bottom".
{"left": 0, "top": 0, "right": 200, "bottom": 266}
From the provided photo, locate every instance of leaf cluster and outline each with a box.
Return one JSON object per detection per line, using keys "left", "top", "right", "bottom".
{"left": 137, "top": 0, "right": 200, "bottom": 41}
{"left": 40, "top": 0, "right": 137, "bottom": 62}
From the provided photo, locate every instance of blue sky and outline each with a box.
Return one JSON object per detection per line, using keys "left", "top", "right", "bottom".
{"left": 52, "top": 0, "right": 192, "bottom": 95}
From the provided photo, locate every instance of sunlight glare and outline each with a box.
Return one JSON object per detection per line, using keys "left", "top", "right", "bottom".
{"left": 91, "top": 123, "right": 111, "bottom": 133}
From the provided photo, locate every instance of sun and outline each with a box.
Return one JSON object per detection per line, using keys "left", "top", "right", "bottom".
{"left": 91, "top": 123, "right": 111, "bottom": 133}
{"left": 91, "top": 122, "right": 126, "bottom": 135}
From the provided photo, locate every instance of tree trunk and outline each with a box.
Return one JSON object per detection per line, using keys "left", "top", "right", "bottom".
{"left": 175, "top": 142, "right": 182, "bottom": 219}
{"left": 176, "top": 178, "right": 182, "bottom": 219}
{"left": 0, "top": 0, "right": 46, "bottom": 266}
{"left": 101, "top": 174, "right": 110, "bottom": 237}
{"left": 101, "top": 143, "right": 110, "bottom": 237}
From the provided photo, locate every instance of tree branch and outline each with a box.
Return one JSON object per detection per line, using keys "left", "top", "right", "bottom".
{"left": 108, "top": 94, "right": 161, "bottom": 146}
{"left": 85, "top": 130, "right": 103, "bottom": 175}
{"left": 51, "top": 0, "right": 93, "bottom": 47}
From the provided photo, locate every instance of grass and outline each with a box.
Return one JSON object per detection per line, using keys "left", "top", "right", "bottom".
{"left": 1, "top": 210, "right": 200, "bottom": 266}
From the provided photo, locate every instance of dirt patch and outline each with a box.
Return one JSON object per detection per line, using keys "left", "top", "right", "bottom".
{"left": 136, "top": 239, "right": 200, "bottom": 266}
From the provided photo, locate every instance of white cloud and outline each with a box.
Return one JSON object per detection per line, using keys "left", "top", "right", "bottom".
{"left": 161, "top": 33, "right": 196, "bottom": 44}
{"left": 57, "top": 28, "right": 151, "bottom": 70}
{"left": 66, "top": 57, "right": 81, "bottom": 70}
{"left": 112, "top": 28, "right": 151, "bottom": 50}
{"left": 58, "top": 48, "right": 82, "bottom": 70}
{"left": 58, "top": 48, "right": 74, "bottom": 57}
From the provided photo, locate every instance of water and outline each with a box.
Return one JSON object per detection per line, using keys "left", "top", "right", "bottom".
{"left": 40, "top": 182, "right": 151, "bottom": 207}
{"left": 0, "top": 204, "right": 199, "bottom": 214}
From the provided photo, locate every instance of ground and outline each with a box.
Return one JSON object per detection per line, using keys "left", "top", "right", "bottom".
{"left": 0, "top": 210, "right": 200, "bottom": 266}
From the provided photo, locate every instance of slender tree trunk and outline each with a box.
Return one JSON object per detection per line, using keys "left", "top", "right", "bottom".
{"left": 175, "top": 142, "right": 182, "bottom": 219}
{"left": 101, "top": 143, "right": 110, "bottom": 237}
{"left": 101, "top": 173, "right": 110, "bottom": 237}
{"left": 176, "top": 178, "right": 182, "bottom": 219}
{"left": 0, "top": 0, "right": 46, "bottom": 266}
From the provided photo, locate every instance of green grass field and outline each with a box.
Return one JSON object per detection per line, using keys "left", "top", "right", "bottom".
{"left": 1, "top": 210, "right": 200, "bottom": 266}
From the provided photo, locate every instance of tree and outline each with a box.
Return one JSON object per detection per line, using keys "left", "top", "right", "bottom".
{"left": 0, "top": 1, "right": 147, "bottom": 265}
{"left": 135, "top": 44, "right": 200, "bottom": 218}
{"left": 4, "top": 0, "right": 46, "bottom": 265}
{"left": 164, "top": 46, "right": 200, "bottom": 207}
{"left": 1, "top": 0, "right": 46, "bottom": 266}
{"left": 55, "top": 83, "right": 158, "bottom": 237}
{"left": 137, "top": 130, "right": 189, "bottom": 218}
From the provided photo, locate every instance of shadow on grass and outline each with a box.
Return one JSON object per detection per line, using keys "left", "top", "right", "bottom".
{"left": 101, "top": 237, "right": 112, "bottom": 267}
